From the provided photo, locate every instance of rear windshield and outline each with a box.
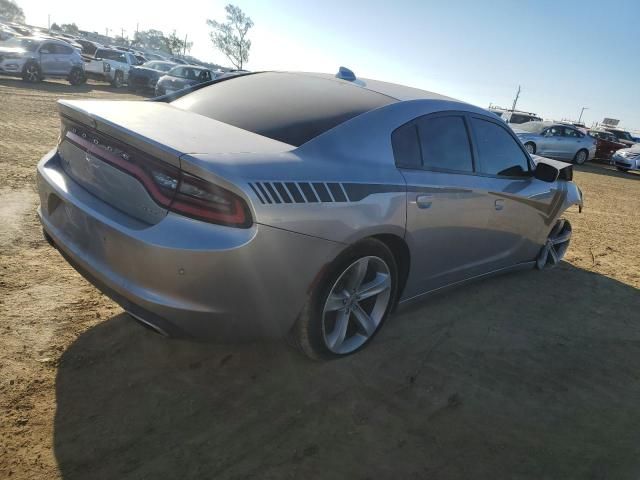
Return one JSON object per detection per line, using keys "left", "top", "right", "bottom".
{"left": 171, "top": 72, "right": 397, "bottom": 146}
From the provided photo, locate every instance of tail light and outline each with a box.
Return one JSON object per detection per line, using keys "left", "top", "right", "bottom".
{"left": 62, "top": 119, "right": 252, "bottom": 228}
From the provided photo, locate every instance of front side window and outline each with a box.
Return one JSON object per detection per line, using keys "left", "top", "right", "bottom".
{"left": 471, "top": 117, "right": 530, "bottom": 177}
{"left": 545, "top": 126, "right": 563, "bottom": 137}
{"left": 40, "top": 43, "right": 56, "bottom": 54}
{"left": 416, "top": 115, "right": 474, "bottom": 172}
{"left": 563, "top": 127, "right": 581, "bottom": 138}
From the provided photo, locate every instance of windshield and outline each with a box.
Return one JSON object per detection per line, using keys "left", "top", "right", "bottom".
{"left": 617, "top": 131, "right": 633, "bottom": 141}
{"left": 1, "top": 37, "right": 39, "bottom": 52}
{"left": 516, "top": 121, "right": 546, "bottom": 134}
{"left": 96, "top": 49, "right": 126, "bottom": 62}
{"left": 171, "top": 72, "right": 397, "bottom": 146}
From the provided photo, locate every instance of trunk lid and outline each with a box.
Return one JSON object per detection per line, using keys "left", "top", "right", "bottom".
{"left": 56, "top": 100, "right": 293, "bottom": 224}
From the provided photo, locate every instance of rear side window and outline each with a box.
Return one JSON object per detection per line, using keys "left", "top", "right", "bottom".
{"left": 391, "top": 123, "right": 421, "bottom": 168}
{"left": 471, "top": 117, "right": 530, "bottom": 177}
{"left": 416, "top": 115, "right": 473, "bottom": 172}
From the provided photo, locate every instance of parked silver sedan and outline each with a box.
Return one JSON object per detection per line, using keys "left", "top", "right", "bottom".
{"left": 514, "top": 122, "right": 596, "bottom": 164}
{"left": 36, "top": 71, "right": 583, "bottom": 359}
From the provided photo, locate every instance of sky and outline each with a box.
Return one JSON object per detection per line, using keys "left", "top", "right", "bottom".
{"left": 15, "top": 0, "right": 640, "bottom": 131}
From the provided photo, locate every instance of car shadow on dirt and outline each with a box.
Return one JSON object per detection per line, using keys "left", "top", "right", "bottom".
{"left": 576, "top": 162, "right": 640, "bottom": 180}
{"left": 53, "top": 263, "right": 640, "bottom": 480}
{"left": 0, "top": 78, "right": 145, "bottom": 96}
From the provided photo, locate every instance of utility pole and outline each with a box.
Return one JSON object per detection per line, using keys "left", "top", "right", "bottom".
{"left": 511, "top": 85, "right": 521, "bottom": 112}
{"left": 183, "top": 34, "right": 188, "bottom": 56}
{"left": 578, "top": 106, "right": 588, "bottom": 123}
{"left": 48, "top": 14, "right": 50, "bottom": 31}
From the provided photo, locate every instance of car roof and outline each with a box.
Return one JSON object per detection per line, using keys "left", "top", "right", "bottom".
{"left": 297, "top": 71, "right": 453, "bottom": 102}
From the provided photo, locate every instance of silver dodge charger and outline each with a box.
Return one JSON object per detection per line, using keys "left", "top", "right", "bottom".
{"left": 36, "top": 70, "right": 583, "bottom": 359}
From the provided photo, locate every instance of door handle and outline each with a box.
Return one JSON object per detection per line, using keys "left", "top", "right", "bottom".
{"left": 494, "top": 199, "right": 504, "bottom": 211}
{"left": 416, "top": 194, "right": 433, "bottom": 209}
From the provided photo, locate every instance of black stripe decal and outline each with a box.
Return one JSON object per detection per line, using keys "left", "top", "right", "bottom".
{"left": 312, "top": 183, "right": 332, "bottom": 202}
{"left": 343, "top": 183, "right": 405, "bottom": 201}
{"left": 274, "top": 182, "right": 293, "bottom": 203}
{"left": 285, "top": 182, "right": 305, "bottom": 203}
{"left": 298, "top": 182, "right": 319, "bottom": 203}
{"left": 249, "top": 183, "right": 265, "bottom": 204}
{"left": 264, "top": 183, "right": 281, "bottom": 203}
{"left": 255, "top": 183, "right": 272, "bottom": 204}
{"left": 327, "top": 183, "right": 347, "bottom": 202}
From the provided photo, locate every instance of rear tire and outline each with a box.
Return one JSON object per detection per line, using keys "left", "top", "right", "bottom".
{"left": 111, "top": 70, "right": 124, "bottom": 88}
{"left": 22, "top": 62, "right": 42, "bottom": 82}
{"left": 68, "top": 67, "right": 85, "bottom": 85}
{"left": 574, "top": 149, "right": 588, "bottom": 165}
{"left": 524, "top": 142, "right": 536, "bottom": 155}
{"left": 288, "top": 238, "right": 398, "bottom": 360}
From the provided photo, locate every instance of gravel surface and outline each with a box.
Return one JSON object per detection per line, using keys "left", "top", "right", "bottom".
{"left": 1, "top": 78, "right": 639, "bottom": 480}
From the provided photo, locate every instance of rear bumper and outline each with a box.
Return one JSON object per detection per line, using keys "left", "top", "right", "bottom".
{"left": 37, "top": 149, "right": 342, "bottom": 339}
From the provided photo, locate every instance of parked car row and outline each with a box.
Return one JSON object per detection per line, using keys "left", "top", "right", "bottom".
{"left": 0, "top": 21, "right": 230, "bottom": 92}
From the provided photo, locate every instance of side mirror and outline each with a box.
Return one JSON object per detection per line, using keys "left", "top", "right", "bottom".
{"left": 534, "top": 162, "right": 559, "bottom": 182}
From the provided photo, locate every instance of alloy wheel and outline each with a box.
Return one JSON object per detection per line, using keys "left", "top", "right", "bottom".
{"left": 536, "top": 219, "right": 572, "bottom": 269}
{"left": 322, "top": 256, "right": 392, "bottom": 354}
{"left": 575, "top": 150, "right": 587, "bottom": 165}
{"left": 525, "top": 143, "right": 535, "bottom": 154}
{"left": 25, "top": 65, "right": 39, "bottom": 82}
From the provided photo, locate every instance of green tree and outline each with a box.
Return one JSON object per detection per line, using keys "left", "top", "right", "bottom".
{"left": 50, "top": 22, "right": 61, "bottom": 31}
{"left": 113, "top": 35, "right": 129, "bottom": 47}
{"left": 132, "top": 29, "right": 170, "bottom": 53}
{"left": 166, "top": 30, "right": 193, "bottom": 56}
{"left": 207, "top": 4, "right": 253, "bottom": 69}
{"left": 0, "top": 0, "right": 25, "bottom": 23}
{"left": 60, "top": 23, "right": 79, "bottom": 35}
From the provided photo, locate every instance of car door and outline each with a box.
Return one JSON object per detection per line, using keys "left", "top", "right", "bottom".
{"left": 468, "top": 114, "right": 555, "bottom": 268}
{"left": 558, "top": 126, "right": 582, "bottom": 159}
{"left": 536, "top": 125, "right": 564, "bottom": 158}
{"left": 55, "top": 43, "right": 74, "bottom": 75}
{"left": 38, "top": 42, "right": 59, "bottom": 74}
{"left": 396, "top": 112, "right": 500, "bottom": 298}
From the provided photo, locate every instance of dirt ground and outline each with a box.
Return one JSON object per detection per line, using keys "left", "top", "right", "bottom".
{"left": 1, "top": 78, "right": 640, "bottom": 480}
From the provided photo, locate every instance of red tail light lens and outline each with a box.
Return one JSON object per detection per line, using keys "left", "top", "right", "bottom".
{"left": 170, "top": 173, "right": 252, "bottom": 227}
{"left": 61, "top": 118, "right": 252, "bottom": 228}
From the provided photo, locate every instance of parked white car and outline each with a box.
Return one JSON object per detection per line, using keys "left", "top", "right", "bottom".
{"left": 84, "top": 48, "right": 138, "bottom": 87}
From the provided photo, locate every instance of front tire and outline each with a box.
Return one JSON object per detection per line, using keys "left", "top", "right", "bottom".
{"left": 289, "top": 238, "right": 398, "bottom": 360}
{"left": 524, "top": 142, "right": 536, "bottom": 155}
{"left": 574, "top": 149, "right": 588, "bottom": 165}
{"left": 536, "top": 219, "right": 572, "bottom": 269}
{"left": 22, "top": 62, "right": 42, "bottom": 82}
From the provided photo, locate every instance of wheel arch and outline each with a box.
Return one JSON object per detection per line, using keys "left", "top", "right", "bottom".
{"left": 370, "top": 233, "right": 410, "bottom": 305}
{"left": 524, "top": 141, "right": 537, "bottom": 154}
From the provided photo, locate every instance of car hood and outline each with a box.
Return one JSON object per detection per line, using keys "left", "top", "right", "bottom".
{"left": 620, "top": 144, "right": 640, "bottom": 153}
{"left": 132, "top": 66, "right": 163, "bottom": 74}
{"left": 0, "top": 47, "right": 27, "bottom": 55}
